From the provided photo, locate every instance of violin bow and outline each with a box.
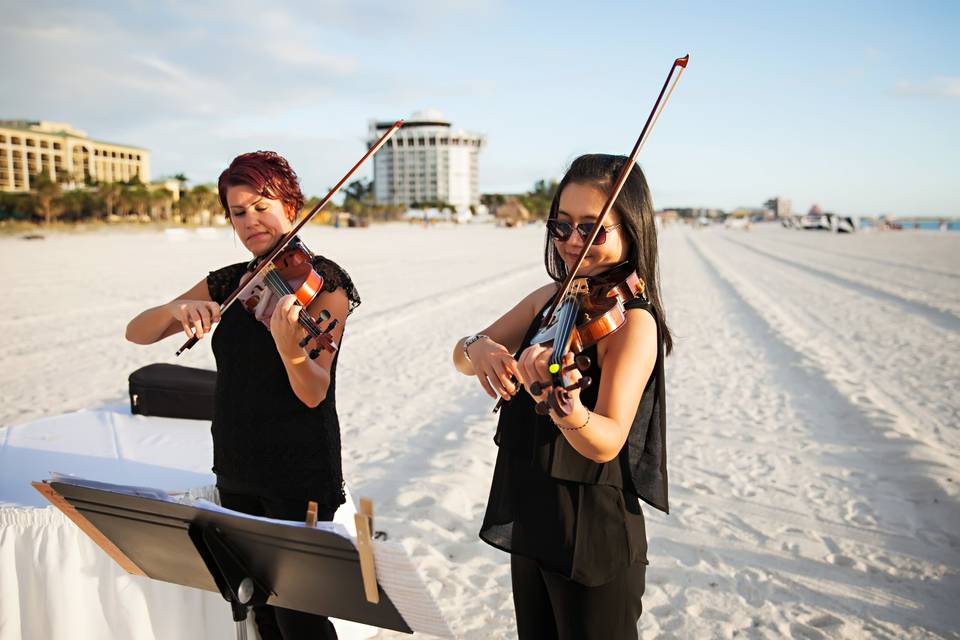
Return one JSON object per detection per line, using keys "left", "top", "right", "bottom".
{"left": 491, "top": 54, "right": 687, "bottom": 413}
{"left": 176, "top": 120, "right": 404, "bottom": 356}
{"left": 541, "top": 54, "right": 688, "bottom": 328}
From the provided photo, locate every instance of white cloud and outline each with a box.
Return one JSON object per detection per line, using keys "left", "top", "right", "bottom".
{"left": 895, "top": 77, "right": 960, "bottom": 99}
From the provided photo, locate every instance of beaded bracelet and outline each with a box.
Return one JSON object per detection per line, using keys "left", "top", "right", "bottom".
{"left": 554, "top": 410, "right": 591, "bottom": 431}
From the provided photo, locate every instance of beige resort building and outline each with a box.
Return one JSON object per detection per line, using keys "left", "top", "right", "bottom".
{"left": 0, "top": 120, "right": 150, "bottom": 193}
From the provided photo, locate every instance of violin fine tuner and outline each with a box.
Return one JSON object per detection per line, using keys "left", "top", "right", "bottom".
{"left": 530, "top": 356, "right": 591, "bottom": 396}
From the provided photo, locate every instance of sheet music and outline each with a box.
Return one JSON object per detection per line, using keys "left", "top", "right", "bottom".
{"left": 48, "top": 472, "right": 174, "bottom": 501}
{"left": 46, "top": 475, "right": 352, "bottom": 538}
{"left": 189, "top": 498, "right": 350, "bottom": 537}
{"left": 373, "top": 540, "right": 453, "bottom": 638}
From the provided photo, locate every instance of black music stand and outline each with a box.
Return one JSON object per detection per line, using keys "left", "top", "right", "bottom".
{"left": 33, "top": 479, "right": 413, "bottom": 639}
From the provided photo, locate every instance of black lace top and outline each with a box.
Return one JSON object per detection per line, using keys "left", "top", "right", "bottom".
{"left": 479, "top": 297, "right": 667, "bottom": 586}
{"left": 205, "top": 255, "right": 360, "bottom": 508}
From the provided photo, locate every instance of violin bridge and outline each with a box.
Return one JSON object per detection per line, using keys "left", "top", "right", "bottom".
{"left": 570, "top": 278, "right": 591, "bottom": 296}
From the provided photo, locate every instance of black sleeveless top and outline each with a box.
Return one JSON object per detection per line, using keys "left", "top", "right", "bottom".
{"left": 205, "top": 255, "right": 360, "bottom": 508}
{"left": 479, "top": 296, "right": 668, "bottom": 586}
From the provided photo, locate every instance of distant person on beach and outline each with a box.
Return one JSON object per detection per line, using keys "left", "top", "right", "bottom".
{"left": 126, "top": 151, "right": 359, "bottom": 640}
{"left": 453, "top": 154, "right": 671, "bottom": 639}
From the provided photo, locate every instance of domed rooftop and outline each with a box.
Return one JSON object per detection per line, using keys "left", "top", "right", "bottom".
{"left": 410, "top": 109, "right": 446, "bottom": 122}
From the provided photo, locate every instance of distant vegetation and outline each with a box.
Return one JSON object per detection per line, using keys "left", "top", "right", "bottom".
{"left": 0, "top": 174, "right": 565, "bottom": 228}
{"left": 0, "top": 172, "right": 345, "bottom": 228}
{"left": 482, "top": 179, "right": 558, "bottom": 219}
{"left": 0, "top": 173, "right": 216, "bottom": 226}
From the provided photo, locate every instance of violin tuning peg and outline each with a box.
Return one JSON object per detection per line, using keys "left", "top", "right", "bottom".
{"left": 298, "top": 336, "right": 311, "bottom": 348}
{"left": 308, "top": 348, "right": 321, "bottom": 360}
{"left": 575, "top": 355, "right": 591, "bottom": 371}
{"left": 322, "top": 318, "right": 339, "bottom": 334}
{"left": 529, "top": 381, "right": 546, "bottom": 396}
{"left": 535, "top": 400, "right": 551, "bottom": 416}
{"left": 315, "top": 309, "right": 331, "bottom": 323}
{"left": 565, "top": 376, "right": 592, "bottom": 393}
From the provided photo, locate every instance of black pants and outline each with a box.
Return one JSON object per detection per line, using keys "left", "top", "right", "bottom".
{"left": 218, "top": 489, "right": 339, "bottom": 640}
{"left": 511, "top": 554, "right": 645, "bottom": 640}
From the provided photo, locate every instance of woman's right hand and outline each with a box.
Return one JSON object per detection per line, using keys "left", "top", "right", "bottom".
{"left": 468, "top": 338, "right": 524, "bottom": 400}
{"left": 167, "top": 299, "right": 222, "bottom": 340}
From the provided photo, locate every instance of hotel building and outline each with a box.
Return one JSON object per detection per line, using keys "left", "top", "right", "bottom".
{"left": 368, "top": 110, "right": 484, "bottom": 210}
{"left": 0, "top": 120, "right": 150, "bottom": 192}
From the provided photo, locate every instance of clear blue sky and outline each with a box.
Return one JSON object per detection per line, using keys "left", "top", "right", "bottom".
{"left": 2, "top": 1, "right": 958, "bottom": 216}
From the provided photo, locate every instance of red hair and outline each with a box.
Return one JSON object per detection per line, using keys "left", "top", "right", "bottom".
{"left": 217, "top": 151, "right": 305, "bottom": 221}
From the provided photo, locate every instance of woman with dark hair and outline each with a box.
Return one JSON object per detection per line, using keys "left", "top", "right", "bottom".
{"left": 453, "top": 154, "right": 671, "bottom": 639}
{"left": 127, "top": 151, "right": 359, "bottom": 640}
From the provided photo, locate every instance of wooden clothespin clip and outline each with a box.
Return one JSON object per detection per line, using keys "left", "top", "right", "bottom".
{"left": 354, "top": 496, "right": 379, "bottom": 604}
{"left": 360, "top": 497, "right": 374, "bottom": 533}
{"left": 305, "top": 501, "right": 318, "bottom": 528}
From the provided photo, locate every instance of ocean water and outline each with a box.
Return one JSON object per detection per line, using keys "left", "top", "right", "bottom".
{"left": 902, "top": 220, "right": 960, "bottom": 231}
{"left": 859, "top": 219, "right": 959, "bottom": 231}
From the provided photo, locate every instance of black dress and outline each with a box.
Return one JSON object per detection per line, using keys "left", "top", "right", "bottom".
{"left": 205, "top": 255, "right": 360, "bottom": 510}
{"left": 479, "top": 296, "right": 668, "bottom": 588}
{"left": 205, "top": 255, "right": 360, "bottom": 640}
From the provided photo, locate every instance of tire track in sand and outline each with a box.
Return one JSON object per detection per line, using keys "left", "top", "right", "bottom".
{"left": 756, "top": 234, "right": 960, "bottom": 281}
{"left": 687, "top": 233, "right": 959, "bottom": 553}
{"left": 680, "top": 231, "right": 960, "bottom": 634}
{"left": 721, "top": 234, "right": 960, "bottom": 333}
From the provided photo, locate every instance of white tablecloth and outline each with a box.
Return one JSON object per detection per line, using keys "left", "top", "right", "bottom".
{"left": 0, "top": 408, "right": 374, "bottom": 640}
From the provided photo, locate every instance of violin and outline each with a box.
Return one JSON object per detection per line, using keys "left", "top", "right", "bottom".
{"left": 175, "top": 120, "right": 404, "bottom": 358}
{"left": 494, "top": 54, "right": 688, "bottom": 415}
{"left": 526, "top": 267, "right": 647, "bottom": 416}
{"left": 236, "top": 236, "right": 339, "bottom": 359}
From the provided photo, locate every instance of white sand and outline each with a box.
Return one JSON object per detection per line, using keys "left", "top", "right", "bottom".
{"left": 1, "top": 223, "right": 958, "bottom": 638}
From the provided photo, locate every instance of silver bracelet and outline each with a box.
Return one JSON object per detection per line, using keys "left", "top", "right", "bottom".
{"left": 462, "top": 334, "right": 490, "bottom": 363}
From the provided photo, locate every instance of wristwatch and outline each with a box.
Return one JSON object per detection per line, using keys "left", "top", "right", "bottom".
{"left": 463, "top": 334, "right": 490, "bottom": 362}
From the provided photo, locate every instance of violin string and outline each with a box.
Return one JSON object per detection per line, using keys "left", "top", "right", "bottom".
{"left": 266, "top": 270, "right": 323, "bottom": 338}
{"left": 553, "top": 299, "right": 576, "bottom": 370}
{"left": 263, "top": 270, "right": 323, "bottom": 339}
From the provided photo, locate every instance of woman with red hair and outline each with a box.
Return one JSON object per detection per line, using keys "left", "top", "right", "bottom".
{"left": 127, "top": 151, "right": 359, "bottom": 640}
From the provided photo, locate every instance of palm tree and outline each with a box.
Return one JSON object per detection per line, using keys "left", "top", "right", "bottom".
{"left": 172, "top": 173, "right": 189, "bottom": 218}
{"left": 96, "top": 182, "right": 122, "bottom": 220}
{"left": 181, "top": 184, "right": 220, "bottom": 224}
{"left": 149, "top": 188, "right": 174, "bottom": 221}
{"left": 119, "top": 185, "right": 150, "bottom": 220}
{"left": 32, "top": 172, "right": 63, "bottom": 225}
{"left": 343, "top": 178, "right": 374, "bottom": 218}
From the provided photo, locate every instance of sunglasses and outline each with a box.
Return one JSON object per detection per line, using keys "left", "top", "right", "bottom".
{"left": 546, "top": 220, "right": 622, "bottom": 246}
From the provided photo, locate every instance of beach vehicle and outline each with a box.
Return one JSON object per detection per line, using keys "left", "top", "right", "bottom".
{"left": 799, "top": 213, "right": 831, "bottom": 230}
{"left": 833, "top": 214, "right": 856, "bottom": 233}
{"left": 724, "top": 216, "right": 751, "bottom": 230}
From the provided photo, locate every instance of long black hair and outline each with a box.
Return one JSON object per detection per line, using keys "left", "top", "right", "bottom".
{"left": 544, "top": 153, "right": 672, "bottom": 355}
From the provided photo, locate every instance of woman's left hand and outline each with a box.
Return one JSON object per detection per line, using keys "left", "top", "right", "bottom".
{"left": 517, "top": 345, "right": 583, "bottom": 410}
{"left": 270, "top": 294, "right": 306, "bottom": 360}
